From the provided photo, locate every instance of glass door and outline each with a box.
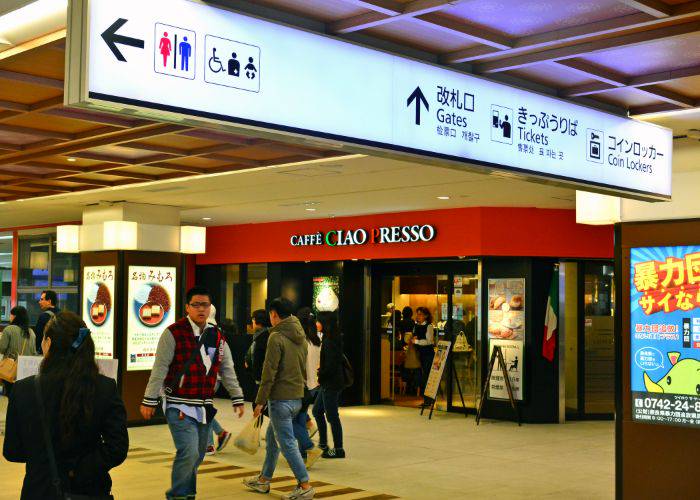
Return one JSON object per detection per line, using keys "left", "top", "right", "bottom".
{"left": 449, "top": 275, "right": 480, "bottom": 410}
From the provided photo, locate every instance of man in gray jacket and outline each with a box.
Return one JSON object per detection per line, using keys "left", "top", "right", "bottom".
{"left": 140, "top": 286, "right": 244, "bottom": 500}
{"left": 244, "top": 297, "right": 314, "bottom": 500}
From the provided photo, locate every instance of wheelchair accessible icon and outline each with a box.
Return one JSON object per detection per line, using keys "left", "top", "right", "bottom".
{"left": 205, "top": 34, "right": 260, "bottom": 93}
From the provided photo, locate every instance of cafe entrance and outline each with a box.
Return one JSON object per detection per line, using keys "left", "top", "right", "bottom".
{"left": 370, "top": 260, "right": 480, "bottom": 412}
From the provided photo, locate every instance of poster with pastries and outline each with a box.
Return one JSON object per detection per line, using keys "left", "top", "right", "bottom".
{"left": 126, "top": 266, "right": 177, "bottom": 371}
{"left": 313, "top": 276, "right": 340, "bottom": 314}
{"left": 82, "top": 266, "right": 116, "bottom": 359}
{"left": 488, "top": 278, "right": 525, "bottom": 341}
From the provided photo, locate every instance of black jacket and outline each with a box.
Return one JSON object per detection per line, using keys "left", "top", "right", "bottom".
{"left": 318, "top": 333, "right": 344, "bottom": 391}
{"left": 34, "top": 307, "right": 59, "bottom": 353}
{"left": 3, "top": 375, "right": 129, "bottom": 499}
{"left": 251, "top": 327, "right": 270, "bottom": 384}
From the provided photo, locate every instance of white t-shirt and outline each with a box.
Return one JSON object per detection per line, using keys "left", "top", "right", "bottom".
{"left": 306, "top": 339, "right": 321, "bottom": 390}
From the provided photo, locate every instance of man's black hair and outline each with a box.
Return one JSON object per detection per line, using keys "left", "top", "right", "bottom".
{"left": 42, "top": 290, "right": 58, "bottom": 306}
{"left": 186, "top": 286, "right": 211, "bottom": 304}
{"left": 268, "top": 297, "right": 294, "bottom": 319}
{"left": 252, "top": 308, "right": 271, "bottom": 327}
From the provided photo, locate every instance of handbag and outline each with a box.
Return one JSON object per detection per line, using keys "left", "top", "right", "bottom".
{"left": 342, "top": 354, "right": 354, "bottom": 388}
{"left": 233, "top": 415, "right": 263, "bottom": 455}
{"left": 0, "top": 337, "right": 27, "bottom": 383}
{"left": 453, "top": 331, "right": 470, "bottom": 353}
{"left": 34, "top": 377, "right": 114, "bottom": 500}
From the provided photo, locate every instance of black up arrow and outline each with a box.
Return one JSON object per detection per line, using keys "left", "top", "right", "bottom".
{"left": 102, "top": 18, "right": 144, "bottom": 62}
{"left": 407, "top": 86, "right": 429, "bottom": 125}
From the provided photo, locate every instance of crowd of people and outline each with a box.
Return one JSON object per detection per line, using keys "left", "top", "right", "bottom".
{"left": 0, "top": 287, "right": 348, "bottom": 500}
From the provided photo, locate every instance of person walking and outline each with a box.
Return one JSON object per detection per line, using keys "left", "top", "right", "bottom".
{"left": 243, "top": 298, "right": 315, "bottom": 500}
{"left": 35, "top": 290, "right": 59, "bottom": 353}
{"left": 3, "top": 311, "right": 128, "bottom": 499}
{"left": 204, "top": 305, "right": 231, "bottom": 456}
{"left": 246, "top": 308, "right": 271, "bottom": 396}
{"left": 0, "top": 306, "right": 37, "bottom": 397}
{"left": 313, "top": 311, "right": 346, "bottom": 459}
{"left": 293, "top": 307, "right": 322, "bottom": 468}
{"left": 140, "top": 286, "right": 245, "bottom": 500}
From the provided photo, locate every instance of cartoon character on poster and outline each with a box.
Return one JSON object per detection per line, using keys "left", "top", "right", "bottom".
{"left": 631, "top": 246, "right": 700, "bottom": 428}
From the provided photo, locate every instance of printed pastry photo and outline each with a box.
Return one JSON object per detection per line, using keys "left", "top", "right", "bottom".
{"left": 490, "top": 295, "right": 506, "bottom": 310}
{"left": 509, "top": 295, "right": 523, "bottom": 310}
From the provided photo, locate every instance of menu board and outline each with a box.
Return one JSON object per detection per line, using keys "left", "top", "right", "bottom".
{"left": 313, "top": 276, "right": 340, "bottom": 313}
{"left": 631, "top": 246, "right": 700, "bottom": 428}
{"left": 488, "top": 278, "right": 525, "bottom": 401}
{"left": 127, "top": 266, "right": 177, "bottom": 371}
{"left": 424, "top": 340, "right": 452, "bottom": 400}
{"left": 83, "top": 266, "right": 115, "bottom": 359}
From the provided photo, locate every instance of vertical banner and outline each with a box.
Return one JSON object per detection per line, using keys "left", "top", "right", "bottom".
{"left": 83, "top": 266, "right": 116, "bottom": 359}
{"left": 631, "top": 246, "right": 700, "bottom": 427}
{"left": 488, "top": 278, "right": 525, "bottom": 400}
{"left": 312, "top": 276, "right": 340, "bottom": 313}
{"left": 127, "top": 266, "right": 177, "bottom": 371}
{"left": 424, "top": 340, "right": 452, "bottom": 400}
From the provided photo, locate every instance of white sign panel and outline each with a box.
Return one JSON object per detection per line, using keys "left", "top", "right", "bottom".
{"left": 488, "top": 339, "right": 524, "bottom": 401}
{"left": 424, "top": 340, "right": 452, "bottom": 401}
{"left": 17, "top": 356, "right": 119, "bottom": 381}
{"left": 82, "top": 265, "right": 116, "bottom": 359}
{"left": 126, "top": 265, "right": 177, "bottom": 371}
{"left": 68, "top": 0, "right": 672, "bottom": 200}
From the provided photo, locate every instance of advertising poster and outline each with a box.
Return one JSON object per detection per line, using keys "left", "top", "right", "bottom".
{"left": 488, "top": 278, "right": 525, "bottom": 340}
{"left": 312, "top": 276, "right": 340, "bottom": 313}
{"left": 83, "top": 266, "right": 116, "bottom": 359}
{"left": 631, "top": 246, "right": 700, "bottom": 428}
{"left": 127, "top": 266, "right": 177, "bottom": 371}
{"left": 488, "top": 339, "right": 524, "bottom": 401}
{"left": 424, "top": 340, "right": 452, "bottom": 401}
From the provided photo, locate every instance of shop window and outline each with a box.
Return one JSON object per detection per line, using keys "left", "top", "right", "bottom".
{"left": 248, "top": 263, "right": 268, "bottom": 322}
{"left": 16, "top": 232, "right": 79, "bottom": 325}
{"left": 0, "top": 232, "right": 13, "bottom": 322}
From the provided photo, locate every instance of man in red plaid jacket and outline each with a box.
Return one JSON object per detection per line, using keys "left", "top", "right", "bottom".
{"left": 140, "top": 286, "right": 245, "bottom": 500}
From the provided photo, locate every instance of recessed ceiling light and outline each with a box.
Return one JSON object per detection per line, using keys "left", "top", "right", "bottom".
{"left": 437, "top": 196, "right": 450, "bottom": 200}
{"left": 305, "top": 208, "right": 316, "bottom": 212}
{"left": 67, "top": 157, "right": 77, "bottom": 162}
{"left": 202, "top": 217, "right": 212, "bottom": 221}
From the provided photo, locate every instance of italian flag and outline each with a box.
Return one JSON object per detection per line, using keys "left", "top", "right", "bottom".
{"left": 542, "top": 270, "right": 558, "bottom": 361}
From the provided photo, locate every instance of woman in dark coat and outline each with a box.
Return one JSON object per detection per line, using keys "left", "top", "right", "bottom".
{"left": 3, "top": 311, "right": 128, "bottom": 499}
{"left": 313, "top": 311, "right": 346, "bottom": 459}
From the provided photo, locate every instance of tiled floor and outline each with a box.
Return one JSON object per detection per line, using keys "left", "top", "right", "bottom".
{"left": 0, "top": 399, "right": 614, "bottom": 499}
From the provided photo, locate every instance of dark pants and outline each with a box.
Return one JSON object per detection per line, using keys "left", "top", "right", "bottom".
{"left": 419, "top": 346, "right": 434, "bottom": 396}
{"left": 312, "top": 387, "right": 343, "bottom": 450}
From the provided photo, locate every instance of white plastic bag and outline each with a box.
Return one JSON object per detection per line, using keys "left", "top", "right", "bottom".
{"left": 234, "top": 415, "right": 263, "bottom": 455}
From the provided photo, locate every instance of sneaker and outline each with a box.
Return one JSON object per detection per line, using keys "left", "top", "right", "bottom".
{"left": 306, "top": 419, "right": 318, "bottom": 439}
{"left": 322, "top": 448, "right": 345, "bottom": 459}
{"left": 216, "top": 430, "right": 232, "bottom": 452}
{"left": 243, "top": 476, "right": 271, "bottom": 494}
{"left": 304, "top": 446, "right": 323, "bottom": 469}
{"left": 205, "top": 445, "right": 216, "bottom": 456}
{"left": 282, "top": 485, "right": 315, "bottom": 499}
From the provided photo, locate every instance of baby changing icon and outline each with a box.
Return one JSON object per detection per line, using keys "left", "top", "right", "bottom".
{"left": 154, "top": 23, "right": 196, "bottom": 80}
{"left": 204, "top": 34, "right": 260, "bottom": 93}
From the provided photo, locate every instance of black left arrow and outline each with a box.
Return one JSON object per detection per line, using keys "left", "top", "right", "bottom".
{"left": 102, "top": 18, "right": 144, "bottom": 62}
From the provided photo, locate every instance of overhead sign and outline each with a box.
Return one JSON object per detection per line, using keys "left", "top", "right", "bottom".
{"left": 67, "top": 0, "right": 672, "bottom": 200}
{"left": 631, "top": 246, "right": 700, "bottom": 428}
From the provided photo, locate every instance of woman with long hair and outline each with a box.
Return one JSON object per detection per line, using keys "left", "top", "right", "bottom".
{"left": 294, "top": 307, "right": 323, "bottom": 467}
{"left": 313, "top": 311, "right": 346, "bottom": 459}
{"left": 0, "top": 306, "right": 37, "bottom": 396}
{"left": 3, "top": 311, "right": 128, "bottom": 499}
{"left": 412, "top": 306, "right": 435, "bottom": 406}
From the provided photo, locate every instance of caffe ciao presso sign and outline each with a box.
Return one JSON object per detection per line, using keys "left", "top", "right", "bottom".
{"left": 290, "top": 224, "right": 436, "bottom": 247}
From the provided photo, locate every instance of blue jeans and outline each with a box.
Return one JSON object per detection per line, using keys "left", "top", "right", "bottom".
{"left": 293, "top": 388, "right": 318, "bottom": 454}
{"left": 262, "top": 399, "right": 309, "bottom": 484}
{"left": 312, "top": 387, "right": 343, "bottom": 449}
{"left": 165, "top": 407, "right": 212, "bottom": 499}
{"left": 207, "top": 417, "right": 224, "bottom": 448}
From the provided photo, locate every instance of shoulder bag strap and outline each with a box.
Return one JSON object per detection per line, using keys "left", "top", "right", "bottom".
{"left": 165, "top": 327, "right": 211, "bottom": 394}
{"left": 34, "top": 376, "right": 65, "bottom": 499}
{"left": 20, "top": 337, "right": 27, "bottom": 356}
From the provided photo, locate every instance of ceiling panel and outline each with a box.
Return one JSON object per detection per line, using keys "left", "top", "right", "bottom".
{"left": 653, "top": 74, "right": 700, "bottom": 99}
{"left": 365, "top": 18, "right": 480, "bottom": 53}
{"left": 507, "top": 62, "right": 599, "bottom": 88}
{"left": 253, "top": 0, "right": 366, "bottom": 22}
{"left": 594, "top": 86, "right": 669, "bottom": 107}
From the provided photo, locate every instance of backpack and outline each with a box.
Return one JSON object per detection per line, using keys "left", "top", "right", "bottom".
{"left": 342, "top": 354, "right": 354, "bottom": 388}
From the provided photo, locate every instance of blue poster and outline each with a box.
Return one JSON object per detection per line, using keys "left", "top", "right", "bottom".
{"left": 631, "top": 246, "right": 700, "bottom": 428}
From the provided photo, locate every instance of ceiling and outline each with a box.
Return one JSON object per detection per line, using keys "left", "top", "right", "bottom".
{"left": 0, "top": 155, "right": 579, "bottom": 228}
{"left": 1, "top": 0, "right": 700, "bottom": 223}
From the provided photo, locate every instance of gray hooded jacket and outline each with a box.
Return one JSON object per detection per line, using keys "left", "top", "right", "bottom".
{"left": 255, "top": 315, "right": 307, "bottom": 405}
